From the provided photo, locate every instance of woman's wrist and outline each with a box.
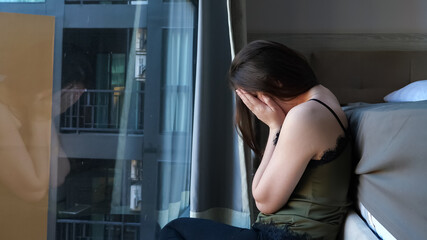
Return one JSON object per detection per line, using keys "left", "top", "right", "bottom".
{"left": 270, "top": 127, "right": 281, "bottom": 146}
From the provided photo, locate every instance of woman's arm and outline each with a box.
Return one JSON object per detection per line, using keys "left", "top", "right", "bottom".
{"left": 0, "top": 104, "right": 51, "bottom": 202}
{"left": 236, "top": 89, "right": 286, "bottom": 195}
{"left": 251, "top": 127, "right": 280, "bottom": 195}
{"left": 252, "top": 107, "right": 319, "bottom": 214}
{"left": 236, "top": 89, "right": 322, "bottom": 214}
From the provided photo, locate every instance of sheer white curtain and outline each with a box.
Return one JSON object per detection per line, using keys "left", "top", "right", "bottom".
{"left": 226, "top": 0, "right": 257, "bottom": 224}
{"left": 110, "top": 0, "right": 251, "bottom": 232}
{"left": 157, "top": 2, "right": 196, "bottom": 228}
{"left": 110, "top": 2, "right": 197, "bottom": 231}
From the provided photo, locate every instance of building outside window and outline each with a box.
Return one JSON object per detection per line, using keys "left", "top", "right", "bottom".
{"left": 0, "top": 1, "right": 197, "bottom": 239}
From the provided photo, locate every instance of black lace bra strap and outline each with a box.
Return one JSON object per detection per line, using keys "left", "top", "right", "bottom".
{"left": 309, "top": 99, "right": 347, "bottom": 132}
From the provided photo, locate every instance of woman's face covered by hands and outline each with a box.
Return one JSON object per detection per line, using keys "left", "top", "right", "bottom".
{"left": 235, "top": 88, "right": 286, "bottom": 130}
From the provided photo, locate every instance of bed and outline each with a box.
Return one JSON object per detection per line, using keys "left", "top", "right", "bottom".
{"left": 309, "top": 51, "right": 427, "bottom": 239}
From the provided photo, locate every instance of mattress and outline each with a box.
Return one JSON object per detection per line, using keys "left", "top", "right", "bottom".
{"left": 344, "top": 101, "right": 427, "bottom": 239}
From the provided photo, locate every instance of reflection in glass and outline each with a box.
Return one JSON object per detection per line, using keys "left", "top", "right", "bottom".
{"left": 0, "top": 0, "right": 44, "bottom": 2}
{"left": 0, "top": 12, "right": 54, "bottom": 240}
{"left": 0, "top": 1, "right": 197, "bottom": 239}
{"left": 56, "top": 28, "right": 145, "bottom": 239}
{"left": 60, "top": 29, "right": 144, "bottom": 134}
{"left": 64, "top": 0, "right": 148, "bottom": 4}
{"left": 156, "top": 2, "right": 196, "bottom": 229}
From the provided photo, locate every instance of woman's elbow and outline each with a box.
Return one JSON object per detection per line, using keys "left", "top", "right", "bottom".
{"left": 253, "top": 189, "right": 277, "bottom": 214}
{"left": 20, "top": 187, "right": 48, "bottom": 202}
{"left": 14, "top": 181, "right": 49, "bottom": 202}
{"left": 255, "top": 200, "right": 279, "bottom": 215}
{"left": 253, "top": 188, "right": 288, "bottom": 214}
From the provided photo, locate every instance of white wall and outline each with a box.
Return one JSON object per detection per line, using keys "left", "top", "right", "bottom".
{"left": 247, "top": 0, "right": 427, "bottom": 33}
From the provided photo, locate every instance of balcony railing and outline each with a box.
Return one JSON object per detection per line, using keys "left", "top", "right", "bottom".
{"left": 56, "top": 218, "right": 140, "bottom": 240}
{"left": 60, "top": 89, "right": 144, "bottom": 134}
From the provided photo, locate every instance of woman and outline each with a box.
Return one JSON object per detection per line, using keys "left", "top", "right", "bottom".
{"left": 160, "top": 40, "right": 352, "bottom": 240}
{"left": 0, "top": 50, "right": 92, "bottom": 240}
{"left": 0, "top": 51, "right": 92, "bottom": 202}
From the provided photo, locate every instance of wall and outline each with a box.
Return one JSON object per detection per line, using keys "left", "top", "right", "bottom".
{"left": 247, "top": 0, "right": 427, "bottom": 34}
{"left": 246, "top": 0, "right": 427, "bottom": 54}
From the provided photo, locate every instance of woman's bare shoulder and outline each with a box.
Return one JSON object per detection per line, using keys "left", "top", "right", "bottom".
{"left": 284, "top": 101, "right": 324, "bottom": 128}
{"left": 280, "top": 102, "right": 325, "bottom": 152}
{"left": 287, "top": 99, "right": 345, "bottom": 126}
{"left": 282, "top": 101, "right": 338, "bottom": 152}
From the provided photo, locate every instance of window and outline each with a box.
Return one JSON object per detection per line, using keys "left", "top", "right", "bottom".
{"left": 64, "top": 0, "right": 147, "bottom": 4}
{"left": 0, "top": 1, "right": 197, "bottom": 239}
{"left": 0, "top": 0, "right": 45, "bottom": 2}
{"left": 60, "top": 28, "right": 144, "bottom": 133}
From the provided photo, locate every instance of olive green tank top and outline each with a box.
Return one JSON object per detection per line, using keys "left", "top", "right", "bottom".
{"left": 256, "top": 99, "right": 352, "bottom": 240}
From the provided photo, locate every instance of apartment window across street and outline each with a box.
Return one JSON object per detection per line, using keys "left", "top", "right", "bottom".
{"left": 0, "top": 1, "right": 197, "bottom": 239}
{"left": 60, "top": 28, "right": 145, "bottom": 134}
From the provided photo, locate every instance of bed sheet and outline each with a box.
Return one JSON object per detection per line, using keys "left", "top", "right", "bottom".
{"left": 358, "top": 202, "right": 396, "bottom": 240}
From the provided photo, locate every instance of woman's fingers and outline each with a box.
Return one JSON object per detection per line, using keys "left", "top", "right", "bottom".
{"left": 236, "top": 89, "right": 286, "bottom": 128}
{"left": 260, "top": 94, "right": 279, "bottom": 111}
{"left": 236, "top": 89, "right": 262, "bottom": 111}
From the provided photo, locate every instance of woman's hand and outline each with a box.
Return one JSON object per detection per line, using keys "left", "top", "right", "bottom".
{"left": 236, "top": 89, "right": 286, "bottom": 130}
{"left": 60, "top": 84, "right": 85, "bottom": 114}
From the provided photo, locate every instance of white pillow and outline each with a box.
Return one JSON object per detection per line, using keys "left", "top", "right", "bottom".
{"left": 384, "top": 80, "right": 427, "bottom": 102}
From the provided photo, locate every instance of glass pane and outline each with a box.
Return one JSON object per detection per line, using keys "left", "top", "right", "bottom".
{"left": 57, "top": 25, "right": 145, "bottom": 238}
{"left": 0, "top": 0, "right": 44, "bottom": 2}
{"left": 64, "top": 0, "right": 147, "bottom": 4}
{"left": 156, "top": 2, "right": 195, "bottom": 229}
{"left": 0, "top": 1, "right": 197, "bottom": 239}
{"left": 60, "top": 29, "right": 142, "bottom": 133}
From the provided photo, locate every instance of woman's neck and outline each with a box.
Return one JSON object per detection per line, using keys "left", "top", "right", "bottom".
{"left": 276, "top": 85, "right": 324, "bottom": 113}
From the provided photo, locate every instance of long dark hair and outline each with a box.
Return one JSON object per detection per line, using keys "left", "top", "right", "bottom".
{"left": 62, "top": 51, "right": 95, "bottom": 89}
{"left": 229, "top": 40, "right": 318, "bottom": 156}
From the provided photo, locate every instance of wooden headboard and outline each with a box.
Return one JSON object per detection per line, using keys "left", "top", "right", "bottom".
{"left": 310, "top": 51, "right": 427, "bottom": 104}
{"left": 247, "top": 33, "right": 427, "bottom": 105}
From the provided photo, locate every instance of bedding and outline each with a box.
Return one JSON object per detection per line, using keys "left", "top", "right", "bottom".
{"left": 384, "top": 80, "right": 427, "bottom": 102}
{"left": 344, "top": 101, "right": 427, "bottom": 239}
{"left": 340, "top": 210, "right": 378, "bottom": 240}
{"left": 359, "top": 203, "right": 396, "bottom": 240}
